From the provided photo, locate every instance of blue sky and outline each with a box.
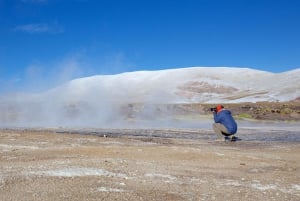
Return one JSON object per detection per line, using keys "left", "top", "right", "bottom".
{"left": 0, "top": 0, "right": 300, "bottom": 93}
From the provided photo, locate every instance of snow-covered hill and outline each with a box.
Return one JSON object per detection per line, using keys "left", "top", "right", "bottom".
{"left": 44, "top": 67, "right": 300, "bottom": 104}
{"left": 1, "top": 67, "right": 299, "bottom": 127}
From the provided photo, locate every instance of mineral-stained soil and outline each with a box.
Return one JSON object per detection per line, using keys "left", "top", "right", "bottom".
{"left": 1, "top": 129, "right": 299, "bottom": 201}
{"left": 121, "top": 101, "right": 300, "bottom": 122}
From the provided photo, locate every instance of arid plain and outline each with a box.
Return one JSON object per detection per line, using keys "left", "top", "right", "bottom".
{"left": 1, "top": 101, "right": 300, "bottom": 200}
{"left": 1, "top": 125, "right": 300, "bottom": 201}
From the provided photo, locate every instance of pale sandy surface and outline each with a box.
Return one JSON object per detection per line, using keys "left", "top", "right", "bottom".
{"left": 0, "top": 129, "right": 299, "bottom": 201}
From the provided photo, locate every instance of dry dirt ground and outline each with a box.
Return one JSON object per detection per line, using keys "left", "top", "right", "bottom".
{"left": 0, "top": 129, "right": 299, "bottom": 201}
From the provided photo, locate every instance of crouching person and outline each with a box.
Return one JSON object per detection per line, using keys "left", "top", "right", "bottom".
{"left": 212, "top": 105, "right": 237, "bottom": 141}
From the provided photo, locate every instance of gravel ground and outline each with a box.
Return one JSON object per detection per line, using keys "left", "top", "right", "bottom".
{"left": 0, "top": 128, "right": 299, "bottom": 201}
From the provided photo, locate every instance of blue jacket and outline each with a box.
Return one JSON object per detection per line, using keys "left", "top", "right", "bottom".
{"left": 214, "top": 109, "right": 237, "bottom": 134}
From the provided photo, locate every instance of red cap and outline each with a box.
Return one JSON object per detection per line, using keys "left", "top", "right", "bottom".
{"left": 216, "top": 105, "right": 224, "bottom": 113}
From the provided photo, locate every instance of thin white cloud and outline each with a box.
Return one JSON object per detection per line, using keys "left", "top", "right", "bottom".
{"left": 14, "top": 23, "right": 64, "bottom": 34}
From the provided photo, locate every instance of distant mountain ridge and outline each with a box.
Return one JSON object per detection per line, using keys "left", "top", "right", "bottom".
{"left": 44, "top": 67, "right": 300, "bottom": 104}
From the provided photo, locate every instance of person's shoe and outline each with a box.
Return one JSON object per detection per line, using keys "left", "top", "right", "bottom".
{"left": 230, "top": 136, "right": 237, "bottom": 142}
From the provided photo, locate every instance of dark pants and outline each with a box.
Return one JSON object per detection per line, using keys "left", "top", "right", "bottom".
{"left": 213, "top": 123, "right": 233, "bottom": 140}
